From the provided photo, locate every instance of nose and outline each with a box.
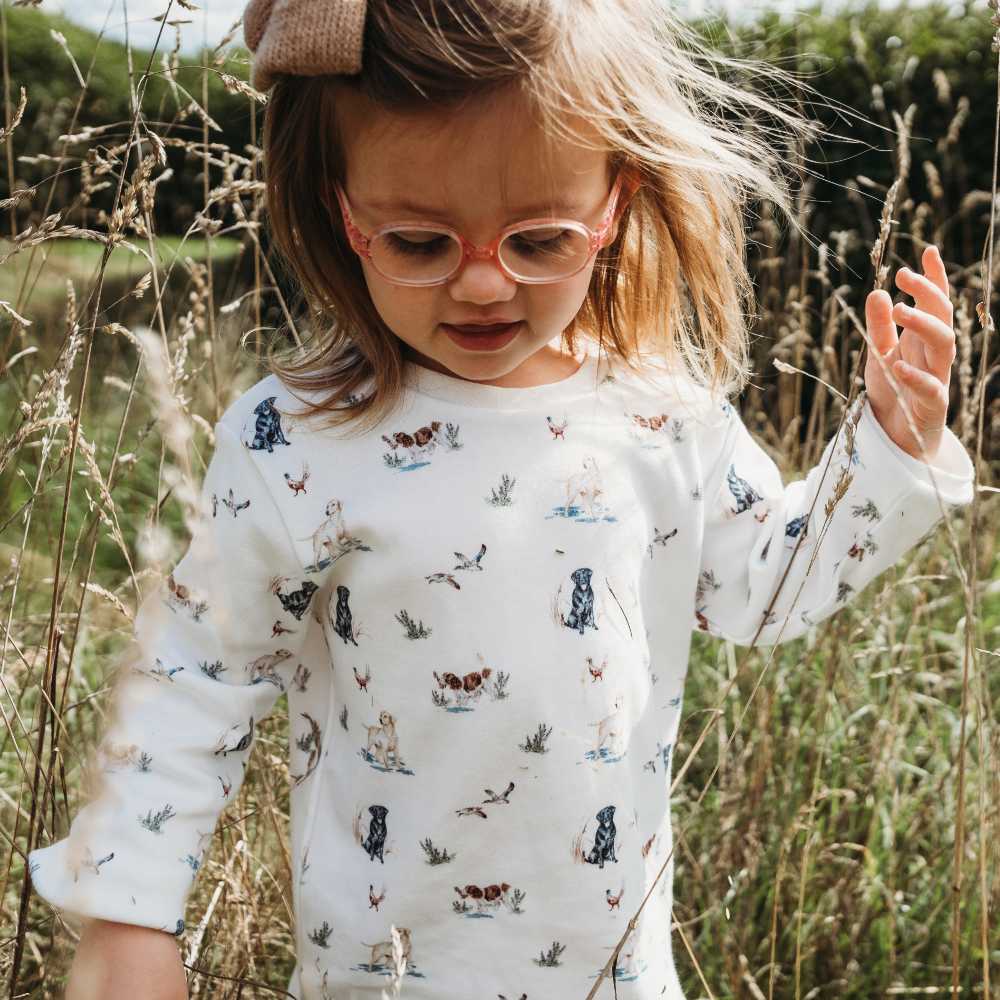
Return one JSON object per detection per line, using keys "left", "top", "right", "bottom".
{"left": 447, "top": 253, "right": 518, "bottom": 304}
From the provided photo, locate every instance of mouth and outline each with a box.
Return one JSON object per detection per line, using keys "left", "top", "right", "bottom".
{"left": 441, "top": 321, "right": 523, "bottom": 352}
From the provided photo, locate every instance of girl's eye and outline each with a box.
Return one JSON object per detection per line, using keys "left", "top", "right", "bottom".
{"left": 383, "top": 231, "right": 450, "bottom": 257}
{"left": 508, "top": 229, "right": 573, "bottom": 255}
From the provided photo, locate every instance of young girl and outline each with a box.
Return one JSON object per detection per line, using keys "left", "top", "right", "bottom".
{"left": 29, "top": 1, "right": 975, "bottom": 998}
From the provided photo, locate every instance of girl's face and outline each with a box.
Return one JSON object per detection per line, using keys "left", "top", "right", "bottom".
{"left": 333, "top": 84, "right": 623, "bottom": 386}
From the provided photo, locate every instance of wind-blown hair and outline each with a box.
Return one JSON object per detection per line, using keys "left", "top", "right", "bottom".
{"left": 262, "top": 0, "right": 820, "bottom": 434}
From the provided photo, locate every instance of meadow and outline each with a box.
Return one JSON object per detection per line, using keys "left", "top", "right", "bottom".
{"left": 2, "top": 2, "right": 998, "bottom": 998}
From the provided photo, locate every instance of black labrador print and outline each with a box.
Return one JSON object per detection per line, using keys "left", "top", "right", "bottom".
{"left": 361, "top": 804, "right": 388, "bottom": 863}
{"left": 330, "top": 584, "right": 359, "bottom": 645}
{"left": 246, "top": 396, "right": 291, "bottom": 453}
{"left": 583, "top": 804, "right": 618, "bottom": 869}
{"left": 562, "top": 567, "right": 597, "bottom": 635}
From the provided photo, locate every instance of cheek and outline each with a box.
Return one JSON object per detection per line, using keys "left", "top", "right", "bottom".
{"left": 530, "top": 264, "right": 595, "bottom": 321}
{"left": 362, "top": 267, "right": 428, "bottom": 323}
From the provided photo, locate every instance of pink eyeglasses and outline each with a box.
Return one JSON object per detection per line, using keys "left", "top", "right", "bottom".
{"left": 332, "top": 171, "right": 638, "bottom": 287}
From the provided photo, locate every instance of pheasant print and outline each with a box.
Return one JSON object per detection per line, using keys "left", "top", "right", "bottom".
{"left": 285, "top": 461, "right": 311, "bottom": 495}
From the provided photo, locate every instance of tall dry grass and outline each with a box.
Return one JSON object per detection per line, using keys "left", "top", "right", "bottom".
{"left": 1, "top": 3, "right": 998, "bottom": 999}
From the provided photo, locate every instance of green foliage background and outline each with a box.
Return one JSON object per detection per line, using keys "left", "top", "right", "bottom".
{"left": 3, "top": 3, "right": 996, "bottom": 998}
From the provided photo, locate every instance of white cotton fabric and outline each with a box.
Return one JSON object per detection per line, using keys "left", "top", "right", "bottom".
{"left": 29, "top": 347, "right": 975, "bottom": 999}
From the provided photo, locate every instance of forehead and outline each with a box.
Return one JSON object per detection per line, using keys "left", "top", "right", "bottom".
{"left": 335, "top": 84, "right": 609, "bottom": 219}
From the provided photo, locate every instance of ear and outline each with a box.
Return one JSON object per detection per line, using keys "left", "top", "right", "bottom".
{"left": 608, "top": 168, "right": 642, "bottom": 243}
{"left": 620, "top": 169, "right": 642, "bottom": 213}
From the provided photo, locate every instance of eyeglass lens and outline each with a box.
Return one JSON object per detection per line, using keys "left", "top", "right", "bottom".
{"left": 369, "top": 225, "right": 593, "bottom": 283}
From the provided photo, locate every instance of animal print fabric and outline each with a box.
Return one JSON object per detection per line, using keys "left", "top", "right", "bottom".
{"left": 28, "top": 352, "right": 975, "bottom": 999}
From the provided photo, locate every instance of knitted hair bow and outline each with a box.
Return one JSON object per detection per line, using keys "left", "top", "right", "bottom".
{"left": 243, "top": 0, "right": 367, "bottom": 91}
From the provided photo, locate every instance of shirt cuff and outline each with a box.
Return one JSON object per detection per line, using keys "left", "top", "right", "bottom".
{"left": 29, "top": 832, "right": 188, "bottom": 936}
{"left": 854, "top": 394, "right": 975, "bottom": 507}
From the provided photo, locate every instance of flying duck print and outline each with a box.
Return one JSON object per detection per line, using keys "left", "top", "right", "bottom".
{"left": 725, "top": 463, "right": 764, "bottom": 515}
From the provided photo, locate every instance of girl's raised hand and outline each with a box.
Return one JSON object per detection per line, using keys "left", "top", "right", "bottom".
{"left": 863, "top": 244, "right": 956, "bottom": 462}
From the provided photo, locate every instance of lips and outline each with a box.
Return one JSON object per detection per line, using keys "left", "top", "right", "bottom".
{"left": 441, "top": 320, "right": 524, "bottom": 352}
{"left": 448, "top": 322, "right": 521, "bottom": 333}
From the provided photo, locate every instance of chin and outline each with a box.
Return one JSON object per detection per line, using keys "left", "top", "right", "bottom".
{"left": 442, "top": 357, "right": 517, "bottom": 382}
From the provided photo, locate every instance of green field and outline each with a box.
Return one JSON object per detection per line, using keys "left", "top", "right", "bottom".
{"left": 0, "top": 235, "right": 243, "bottom": 312}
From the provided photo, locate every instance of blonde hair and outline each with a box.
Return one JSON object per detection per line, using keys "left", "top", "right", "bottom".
{"left": 262, "top": 0, "right": 820, "bottom": 434}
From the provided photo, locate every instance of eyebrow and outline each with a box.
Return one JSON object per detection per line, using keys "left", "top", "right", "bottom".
{"left": 360, "top": 194, "right": 589, "bottom": 220}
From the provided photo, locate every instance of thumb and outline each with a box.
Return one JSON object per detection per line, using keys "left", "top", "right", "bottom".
{"left": 865, "top": 289, "right": 898, "bottom": 360}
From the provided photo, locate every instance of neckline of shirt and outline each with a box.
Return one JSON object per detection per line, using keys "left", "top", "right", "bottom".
{"left": 403, "top": 349, "right": 602, "bottom": 410}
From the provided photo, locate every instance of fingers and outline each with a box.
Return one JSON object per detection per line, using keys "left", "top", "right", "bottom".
{"left": 888, "top": 244, "right": 956, "bottom": 384}
{"left": 891, "top": 358, "right": 949, "bottom": 419}
{"left": 920, "top": 243, "right": 950, "bottom": 298}
{"left": 890, "top": 302, "right": 956, "bottom": 380}
{"left": 894, "top": 246, "right": 953, "bottom": 324}
{"left": 865, "top": 288, "right": 898, "bottom": 358}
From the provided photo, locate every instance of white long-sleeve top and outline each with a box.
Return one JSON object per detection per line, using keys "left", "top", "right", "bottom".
{"left": 29, "top": 348, "right": 975, "bottom": 999}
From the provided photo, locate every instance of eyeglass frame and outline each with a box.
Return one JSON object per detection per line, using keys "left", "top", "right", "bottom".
{"left": 331, "top": 170, "right": 639, "bottom": 287}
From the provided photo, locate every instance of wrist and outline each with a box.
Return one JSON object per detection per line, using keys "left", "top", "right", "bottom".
{"left": 867, "top": 397, "right": 946, "bottom": 463}
{"left": 67, "top": 921, "right": 187, "bottom": 1000}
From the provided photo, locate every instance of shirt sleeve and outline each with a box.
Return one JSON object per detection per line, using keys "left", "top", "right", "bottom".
{"left": 28, "top": 422, "right": 321, "bottom": 935}
{"left": 692, "top": 390, "right": 975, "bottom": 647}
